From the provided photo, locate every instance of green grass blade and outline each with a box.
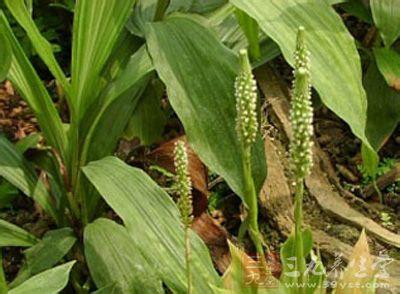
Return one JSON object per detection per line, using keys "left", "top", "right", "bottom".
{"left": 0, "top": 12, "right": 67, "bottom": 160}
{"left": 4, "top": 0, "right": 72, "bottom": 102}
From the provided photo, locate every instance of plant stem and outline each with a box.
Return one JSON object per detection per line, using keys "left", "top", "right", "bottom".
{"left": 154, "top": 0, "right": 170, "bottom": 21}
{"left": 294, "top": 179, "right": 306, "bottom": 293}
{"left": 373, "top": 179, "right": 383, "bottom": 204}
{"left": 66, "top": 191, "right": 80, "bottom": 220}
{"left": 242, "top": 146, "right": 265, "bottom": 261}
{"left": 184, "top": 227, "right": 192, "bottom": 294}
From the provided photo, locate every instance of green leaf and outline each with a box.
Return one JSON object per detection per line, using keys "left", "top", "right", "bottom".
{"left": 190, "top": 0, "right": 227, "bottom": 13}
{"left": 0, "top": 136, "right": 59, "bottom": 221}
{"left": 92, "top": 284, "right": 118, "bottom": 294}
{"left": 361, "top": 143, "right": 380, "bottom": 177}
{"left": 78, "top": 46, "right": 153, "bottom": 217}
{"left": 15, "top": 133, "right": 41, "bottom": 154}
{"left": 82, "top": 157, "right": 221, "bottom": 293}
{"left": 71, "top": 0, "right": 137, "bottom": 119}
{"left": 374, "top": 47, "right": 400, "bottom": 91}
{"left": 235, "top": 8, "right": 260, "bottom": 60}
{"left": 0, "top": 251, "right": 7, "bottom": 294}
{"left": 306, "top": 251, "right": 326, "bottom": 294}
{"left": 0, "top": 219, "right": 38, "bottom": 247}
{"left": 84, "top": 218, "right": 163, "bottom": 293}
{"left": 362, "top": 57, "right": 400, "bottom": 176}
{"left": 365, "top": 57, "right": 400, "bottom": 150}
{"left": 123, "top": 77, "right": 167, "bottom": 145}
{"left": 230, "top": 0, "right": 373, "bottom": 153}
{"left": 11, "top": 228, "right": 76, "bottom": 287}
{"left": 4, "top": 0, "right": 72, "bottom": 99}
{"left": 209, "top": 4, "right": 280, "bottom": 65}
{"left": 280, "top": 229, "right": 313, "bottom": 291}
{"left": 80, "top": 45, "right": 153, "bottom": 164}
{"left": 340, "top": 0, "right": 372, "bottom": 23}
{"left": 0, "top": 180, "right": 19, "bottom": 208}
{"left": 0, "top": 31, "right": 11, "bottom": 82}
{"left": 145, "top": 15, "right": 266, "bottom": 201}
{"left": 126, "top": 0, "right": 158, "bottom": 37}
{"left": 9, "top": 261, "right": 75, "bottom": 294}
{"left": 0, "top": 13, "right": 67, "bottom": 159}
{"left": 371, "top": 0, "right": 400, "bottom": 47}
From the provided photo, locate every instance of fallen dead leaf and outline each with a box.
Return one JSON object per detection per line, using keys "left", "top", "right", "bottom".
{"left": 149, "top": 136, "right": 208, "bottom": 216}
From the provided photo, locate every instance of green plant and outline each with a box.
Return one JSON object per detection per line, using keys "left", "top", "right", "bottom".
{"left": 174, "top": 140, "right": 194, "bottom": 294}
{"left": 358, "top": 157, "right": 396, "bottom": 203}
{"left": 235, "top": 49, "right": 265, "bottom": 260}
{"left": 273, "top": 27, "right": 325, "bottom": 294}
{"left": 0, "top": 0, "right": 397, "bottom": 292}
{"left": 0, "top": 0, "right": 267, "bottom": 291}
{"left": 288, "top": 26, "right": 314, "bottom": 291}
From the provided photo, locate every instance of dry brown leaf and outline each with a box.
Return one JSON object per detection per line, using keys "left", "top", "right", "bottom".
{"left": 192, "top": 213, "right": 230, "bottom": 273}
{"left": 335, "top": 230, "right": 375, "bottom": 294}
{"left": 149, "top": 136, "right": 208, "bottom": 216}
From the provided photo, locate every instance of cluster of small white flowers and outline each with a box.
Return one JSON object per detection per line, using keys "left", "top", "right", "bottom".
{"left": 235, "top": 49, "right": 259, "bottom": 148}
{"left": 290, "top": 27, "right": 314, "bottom": 179}
{"left": 174, "top": 140, "right": 193, "bottom": 227}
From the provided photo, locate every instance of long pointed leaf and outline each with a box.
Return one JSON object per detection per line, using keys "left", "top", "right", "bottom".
{"left": 374, "top": 47, "right": 400, "bottom": 91}
{"left": 0, "top": 219, "right": 38, "bottom": 247}
{"left": 145, "top": 15, "right": 266, "bottom": 201}
{"left": 371, "top": 0, "right": 400, "bottom": 47}
{"left": 71, "top": 0, "right": 137, "bottom": 119}
{"left": 81, "top": 46, "right": 153, "bottom": 163}
{"left": 4, "top": 0, "right": 72, "bottom": 99}
{"left": 84, "top": 218, "right": 163, "bottom": 293}
{"left": 0, "top": 136, "right": 58, "bottom": 221}
{"left": 0, "top": 251, "right": 7, "bottom": 293}
{"left": 0, "top": 31, "right": 11, "bottom": 81}
{"left": 11, "top": 228, "right": 76, "bottom": 287}
{"left": 83, "top": 157, "right": 221, "bottom": 293}
{"left": 8, "top": 261, "right": 75, "bottom": 294}
{"left": 365, "top": 59, "right": 400, "bottom": 150}
{"left": 123, "top": 77, "right": 167, "bottom": 145}
{"left": 78, "top": 47, "right": 153, "bottom": 217}
{"left": 0, "top": 12, "right": 67, "bottom": 160}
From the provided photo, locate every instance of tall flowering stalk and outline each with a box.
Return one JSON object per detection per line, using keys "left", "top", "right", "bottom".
{"left": 235, "top": 49, "right": 264, "bottom": 260}
{"left": 289, "top": 26, "right": 313, "bottom": 289}
{"left": 174, "top": 140, "right": 193, "bottom": 294}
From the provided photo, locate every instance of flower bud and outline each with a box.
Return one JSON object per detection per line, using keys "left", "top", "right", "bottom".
{"left": 174, "top": 140, "right": 193, "bottom": 227}
{"left": 235, "top": 49, "right": 259, "bottom": 148}
{"left": 290, "top": 27, "right": 314, "bottom": 179}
